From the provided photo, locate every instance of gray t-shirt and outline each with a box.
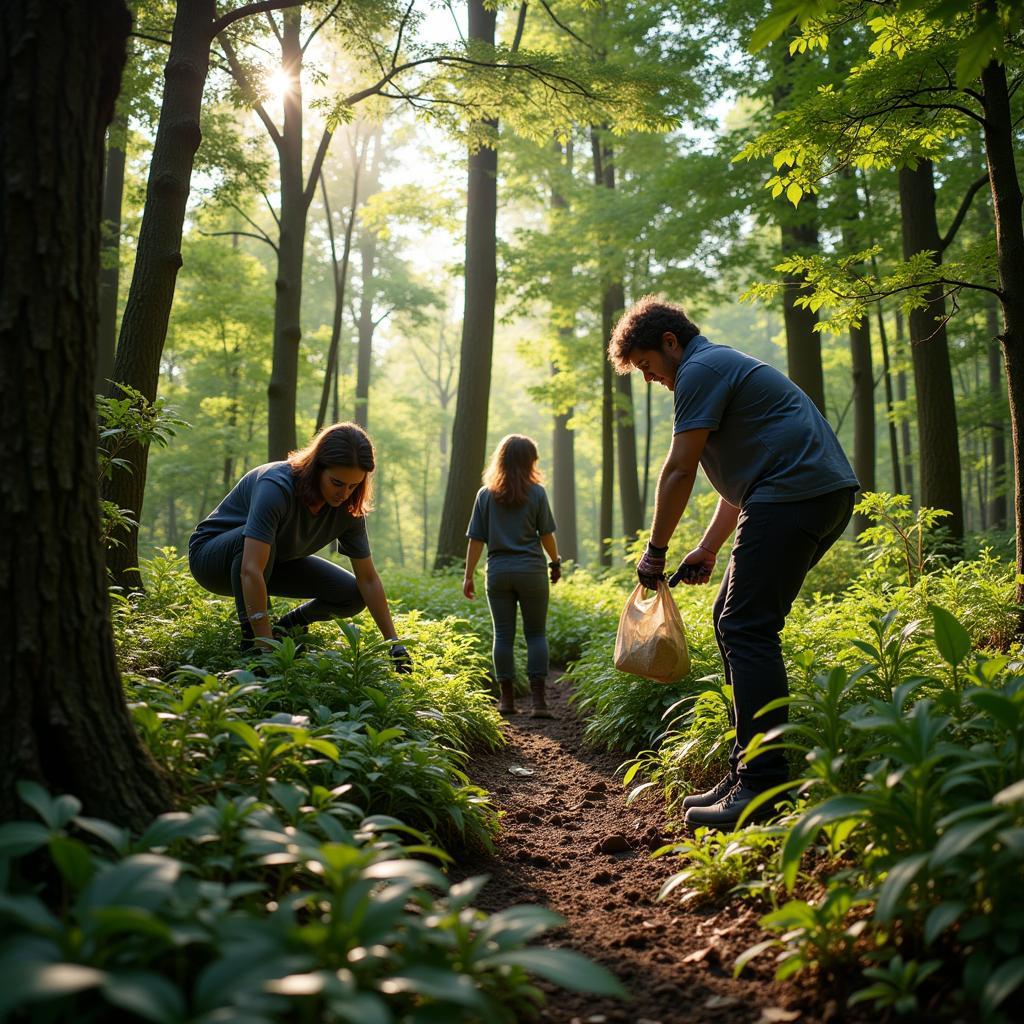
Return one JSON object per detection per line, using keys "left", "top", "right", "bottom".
{"left": 467, "top": 482, "right": 556, "bottom": 573}
{"left": 674, "top": 336, "right": 859, "bottom": 506}
{"left": 191, "top": 461, "right": 371, "bottom": 561}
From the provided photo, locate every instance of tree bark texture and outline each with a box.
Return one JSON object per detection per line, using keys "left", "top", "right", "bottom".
{"left": 849, "top": 316, "right": 875, "bottom": 534}
{"left": 103, "top": 0, "right": 215, "bottom": 590}
{"left": 988, "top": 302, "right": 1008, "bottom": 530}
{"left": 898, "top": 159, "right": 964, "bottom": 540}
{"left": 267, "top": 9, "right": 309, "bottom": 458}
{"left": 0, "top": 0, "right": 172, "bottom": 826}
{"left": 97, "top": 110, "right": 127, "bottom": 392}
{"left": 980, "top": 60, "right": 1024, "bottom": 626}
{"left": 354, "top": 126, "right": 382, "bottom": 430}
{"left": 551, "top": 361, "right": 578, "bottom": 564}
{"left": 434, "top": 0, "right": 497, "bottom": 568}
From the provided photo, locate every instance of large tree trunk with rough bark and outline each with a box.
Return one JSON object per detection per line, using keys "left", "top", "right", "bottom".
{"left": 97, "top": 109, "right": 128, "bottom": 392}
{"left": 434, "top": 0, "right": 497, "bottom": 568}
{"left": 0, "top": 0, "right": 172, "bottom": 826}
{"left": 980, "top": 60, "right": 1024, "bottom": 630}
{"left": 102, "top": 0, "right": 215, "bottom": 590}
{"left": 898, "top": 159, "right": 964, "bottom": 542}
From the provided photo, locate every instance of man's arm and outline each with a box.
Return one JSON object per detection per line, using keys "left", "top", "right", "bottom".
{"left": 701, "top": 497, "right": 740, "bottom": 554}
{"left": 650, "top": 428, "right": 710, "bottom": 546}
{"left": 350, "top": 555, "right": 399, "bottom": 640}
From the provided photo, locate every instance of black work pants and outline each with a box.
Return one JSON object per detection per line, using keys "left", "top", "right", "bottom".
{"left": 188, "top": 526, "right": 365, "bottom": 639}
{"left": 713, "top": 487, "right": 855, "bottom": 788}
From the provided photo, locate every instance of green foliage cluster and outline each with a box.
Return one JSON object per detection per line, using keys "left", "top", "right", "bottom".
{"left": 0, "top": 781, "right": 623, "bottom": 1023}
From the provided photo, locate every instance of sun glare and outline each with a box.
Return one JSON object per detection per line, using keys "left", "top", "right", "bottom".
{"left": 265, "top": 69, "right": 294, "bottom": 102}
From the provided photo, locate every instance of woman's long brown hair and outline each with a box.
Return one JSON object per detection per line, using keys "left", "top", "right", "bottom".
{"left": 483, "top": 434, "right": 541, "bottom": 505}
{"left": 288, "top": 422, "right": 375, "bottom": 515}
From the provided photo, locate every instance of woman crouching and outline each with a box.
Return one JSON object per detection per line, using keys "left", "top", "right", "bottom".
{"left": 188, "top": 422, "right": 409, "bottom": 669}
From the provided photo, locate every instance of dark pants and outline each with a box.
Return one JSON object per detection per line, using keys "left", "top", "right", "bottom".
{"left": 714, "top": 487, "right": 855, "bottom": 788}
{"left": 485, "top": 569, "right": 550, "bottom": 681}
{"left": 188, "top": 526, "right": 365, "bottom": 639}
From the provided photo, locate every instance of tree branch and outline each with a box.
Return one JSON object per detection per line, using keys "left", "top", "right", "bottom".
{"left": 511, "top": 2, "right": 528, "bottom": 55}
{"left": 302, "top": 0, "right": 344, "bottom": 53}
{"left": 130, "top": 30, "right": 172, "bottom": 48}
{"left": 391, "top": 0, "right": 417, "bottom": 70}
{"left": 940, "top": 173, "right": 990, "bottom": 252}
{"left": 261, "top": 189, "right": 281, "bottom": 229}
{"left": 265, "top": 10, "right": 283, "bottom": 45}
{"left": 539, "top": 0, "right": 595, "bottom": 52}
{"left": 210, "top": 0, "right": 301, "bottom": 39}
{"left": 304, "top": 129, "right": 335, "bottom": 208}
{"left": 219, "top": 33, "right": 283, "bottom": 153}
{"left": 228, "top": 201, "right": 278, "bottom": 246}
{"left": 199, "top": 228, "right": 278, "bottom": 253}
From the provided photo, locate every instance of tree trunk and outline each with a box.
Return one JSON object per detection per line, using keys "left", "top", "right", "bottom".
{"left": 773, "top": 49, "right": 825, "bottom": 414}
{"left": 988, "top": 301, "right": 1008, "bottom": 530}
{"left": 874, "top": 304, "right": 902, "bottom": 495}
{"left": 102, "top": 0, "right": 215, "bottom": 590}
{"left": 166, "top": 493, "right": 179, "bottom": 548}
{"left": 898, "top": 159, "right": 964, "bottom": 541}
{"left": 97, "top": 108, "right": 127, "bottom": 392}
{"left": 354, "top": 125, "right": 382, "bottom": 429}
{"left": 849, "top": 315, "right": 875, "bottom": 533}
{"left": 895, "top": 311, "right": 915, "bottom": 504}
{"left": 267, "top": 9, "right": 307, "bottom": 458}
{"left": 980, "top": 59, "right": 1024, "bottom": 627}
{"left": 0, "top": 0, "right": 172, "bottom": 826}
{"left": 434, "top": 0, "right": 497, "bottom": 569}
{"left": 551, "top": 362, "right": 578, "bottom": 563}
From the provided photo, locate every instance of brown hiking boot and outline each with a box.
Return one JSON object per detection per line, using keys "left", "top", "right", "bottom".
{"left": 529, "top": 677, "right": 553, "bottom": 719}
{"left": 498, "top": 679, "right": 518, "bottom": 716}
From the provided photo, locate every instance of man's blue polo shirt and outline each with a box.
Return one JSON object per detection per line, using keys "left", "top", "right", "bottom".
{"left": 673, "top": 335, "right": 859, "bottom": 507}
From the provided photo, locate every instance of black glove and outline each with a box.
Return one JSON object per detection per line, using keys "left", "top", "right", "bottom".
{"left": 390, "top": 643, "right": 412, "bottom": 674}
{"left": 636, "top": 542, "right": 667, "bottom": 589}
{"left": 668, "top": 561, "right": 711, "bottom": 586}
{"left": 549, "top": 558, "right": 562, "bottom": 584}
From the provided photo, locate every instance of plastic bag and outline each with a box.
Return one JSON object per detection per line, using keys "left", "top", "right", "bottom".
{"left": 614, "top": 581, "right": 691, "bottom": 683}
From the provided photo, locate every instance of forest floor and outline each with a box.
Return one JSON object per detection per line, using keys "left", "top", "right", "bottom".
{"left": 456, "top": 672, "right": 843, "bottom": 1024}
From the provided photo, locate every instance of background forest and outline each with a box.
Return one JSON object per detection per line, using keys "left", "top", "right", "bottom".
{"left": 3, "top": 0, "right": 1024, "bottom": 1022}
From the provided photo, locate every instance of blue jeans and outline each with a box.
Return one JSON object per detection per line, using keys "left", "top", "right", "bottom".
{"left": 714, "top": 487, "right": 856, "bottom": 787}
{"left": 485, "top": 569, "right": 550, "bottom": 681}
{"left": 188, "top": 526, "right": 365, "bottom": 639}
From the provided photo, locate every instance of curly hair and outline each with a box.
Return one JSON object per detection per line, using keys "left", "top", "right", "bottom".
{"left": 483, "top": 434, "right": 542, "bottom": 506}
{"left": 288, "top": 422, "right": 375, "bottom": 516}
{"left": 607, "top": 295, "right": 700, "bottom": 374}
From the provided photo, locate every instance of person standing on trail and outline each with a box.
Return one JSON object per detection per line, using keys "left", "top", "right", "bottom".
{"left": 463, "top": 434, "right": 563, "bottom": 719}
{"left": 188, "top": 422, "right": 410, "bottom": 670}
{"left": 609, "top": 297, "right": 858, "bottom": 830}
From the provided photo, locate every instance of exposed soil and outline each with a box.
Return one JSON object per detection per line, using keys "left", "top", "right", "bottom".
{"left": 456, "top": 673, "right": 845, "bottom": 1024}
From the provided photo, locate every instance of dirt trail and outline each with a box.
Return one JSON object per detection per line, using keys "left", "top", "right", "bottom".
{"left": 457, "top": 673, "right": 828, "bottom": 1024}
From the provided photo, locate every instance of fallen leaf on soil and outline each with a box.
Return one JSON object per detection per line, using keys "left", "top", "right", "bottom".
{"left": 681, "top": 945, "right": 713, "bottom": 963}
{"left": 704, "top": 995, "right": 739, "bottom": 1010}
{"left": 758, "top": 1010, "right": 801, "bottom": 1023}
{"left": 508, "top": 766, "right": 535, "bottom": 777}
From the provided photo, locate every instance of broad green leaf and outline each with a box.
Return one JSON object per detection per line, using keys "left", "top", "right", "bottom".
{"left": 480, "top": 948, "right": 626, "bottom": 997}
{"left": 0, "top": 821, "right": 50, "bottom": 857}
{"left": 994, "top": 779, "right": 1024, "bottom": 806}
{"left": 17, "top": 781, "right": 81, "bottom": 830}
{"left": 930, "top": 606, "right": 970, "bottom": 667}
{"left": 925, "top": 902, "right": 965, "bottom": 945}
{"left": 876, "top": 852, "right": 929, "bottom": 923}
{"left": 102, "top": 970, "right": 187, "bottom": 1024}
{"left": 781, "top": 796, "right": 868, "bottom": 889}
{"left": 379, "top": 967, "right": 488, "bottom": 1010}
{"left": 48, "top": 835, "right": 95, "bottom": 890}
{"left": 981, "top": 956, "right": 1024, "bottom": 1015}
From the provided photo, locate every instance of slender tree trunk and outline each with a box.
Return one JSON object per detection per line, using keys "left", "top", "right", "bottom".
{"left": 166, "top": 493, "right": 178, "bottom": 548}
{"left": 849, "top": 315, "right": 875, "bottom": 533}
{"left": 980, "top": 59, "right": 1024, "bottom": 626}
{"left": 0, "top": 0, "right": 172, "bottom": 826}
{"left": 102, "top": 0, "right": 215, "bottom": 590}
{"left": 551, "top": 362, "right": 578, "bottom": 563}
{"left": 434, "top": 0, "right": 497, "bottom": 568}
{"left": 97, "top": 108, "right": 127, "bottom": 392}
{"left": 875, "top": 305, "right": 902, "bottom": 495}
{"left": 898, "top": 159, "right": 964, "bottom": 541}
{"left": 354, "top": 126, "right": 382, "bottom": 429}
{"left": 773, "top": 49, "right": 825, "bottom": 414}
{"left": 895, "top": 311, "right": 915, "bottom": 504}
{"left": 988, "top": 301, "right": 1008, "bottom": 529}
{"left": 316, "top": 145, "right": 362, "bottom": 433}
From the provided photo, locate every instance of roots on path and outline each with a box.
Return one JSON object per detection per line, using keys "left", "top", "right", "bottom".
{"left": 457, "top": 673, "right": 824, "bottom": 1024}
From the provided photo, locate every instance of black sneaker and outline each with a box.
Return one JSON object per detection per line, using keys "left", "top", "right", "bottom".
{"left": 681, "top": 773, "right": 736, "bottom": 811}
{"left": 684, "top": 781, "right": 780, "bottom": 831}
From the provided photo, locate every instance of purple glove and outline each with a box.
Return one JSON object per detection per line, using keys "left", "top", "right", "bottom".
{"left": 636, "top": 542, "right": 667, "bottom": 589}
{"left": 549, "top": 558, "right": 562, "bottom": 584}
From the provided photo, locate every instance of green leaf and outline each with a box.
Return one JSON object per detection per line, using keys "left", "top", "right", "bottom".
{"left": 0, "top": 821, "right": 51, "bottom": 857}
{"left": 781, "top": 797, "right": 868, "bottom": 889}
{"left": 876, "top": 852, "right": 929, "bottom": 923}
{"left": 102, "top": 971, "right": 187, "bottom": 1024}
{"left": 73, "top": 816, "right": 130, "bottom": 854}
{"left": 379, "top": 967, "right": 488, "bottom": 1010}
{"left": 0, "top": 962, "right": 106, "bottom": 1012}
{"left": 750, "top": 3, "right": 804, "bottom": 52}
{"left": 968, "top": 691, "right": 1020, "bottom": 729}
{"left": 981, "top": 956, "right": 1024, "bottom": 1015}
{"left": 480, "top": 948, "right": 626, "bottom": 996}
{"left": 48, "top": 836, "right": 95, "bottom": 890}
{"left": 225, "top": 720, "right": 263, "bottom": 752}
{"left": 930, "top": 606, "right": 970, "bottom": 667}
{"left": 995, "top": 779, "right": 1024, "bottom": 806}
{"left": 955, "top": 19, "right": 1003, "bottom": 89}
{"left": 931, "top": 817, "right": 1000, "bottom": 867}
{"left": 925, "top": 902, "right": 965, "bottom": 945}
{"left": 81, "top": 854, "right": 182, "bottom": 911}
{"left": 17, "top": 781, "right": 81, "bottom": 830}
{"left": 478, "top": 905, "right": 563, "bottom": 948}
{"left": 0, "top": 893, "right": 62, "bottom": 933}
